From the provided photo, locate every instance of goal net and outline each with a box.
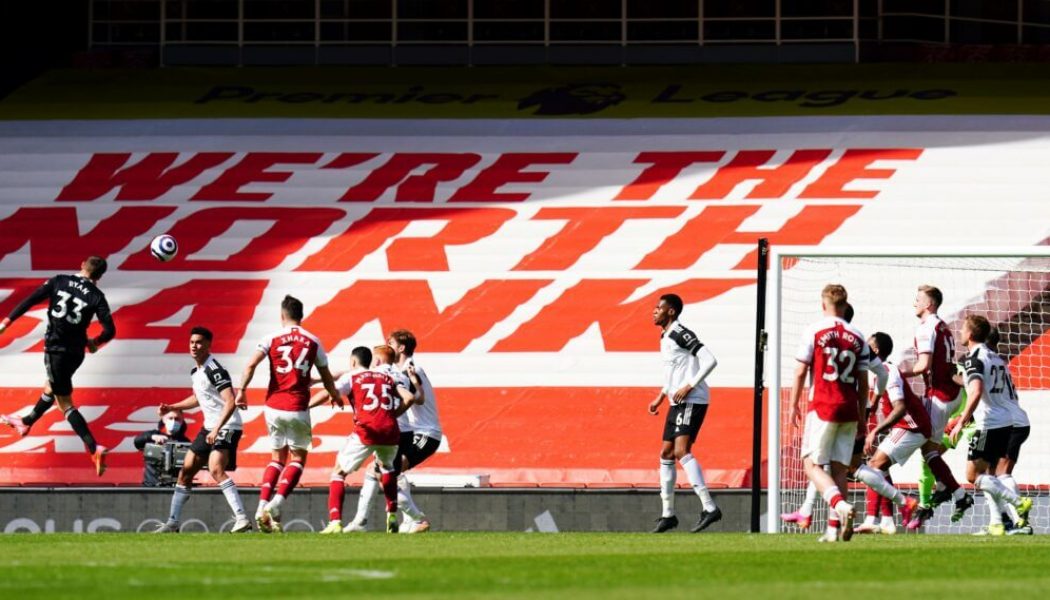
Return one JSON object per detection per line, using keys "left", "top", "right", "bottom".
{"left": 767, "top": 248, "right": 1050, "bottom": 534}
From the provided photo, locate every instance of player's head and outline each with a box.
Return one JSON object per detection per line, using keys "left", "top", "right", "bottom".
{"left": 843, "top": 302, "right": 854, "bottom": 323}
{"left": 653, "top": 293, "right": 683, "bottom": 328}
{"left": 372, "top": 344, "right": 396, "bottom": 367}
{"left": 915, "top": 285, "right": 942, "bottom": 317}
{"left": 189, "top": 326, "right": 213, "bottom": 360}
{"left": 962, "top": 314, "right": 991, "bottom": 346}
{"left": 868, "top": 332, "right": 893, "bottom": 362}
{"left": 81, "top": 256, "right": 108, "bottom": 282}
{"left": 281, "top": 295, "right": 304, "bottom": 324}
{"left": 987, "top": 327, "right": 1001, "bottom": 352}
{"left": 820, "top": 284, "right": 848, "bottom": 317}
{"left": 388, "top": 329, "right": 417, "bottom": 359}
{"left": 350, "top": 346, "right": 372, "bottom": 370}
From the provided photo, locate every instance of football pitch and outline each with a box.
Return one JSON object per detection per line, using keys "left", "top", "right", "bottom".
{"left": 2, "top": 533, "right": 1049, "bottom": 598}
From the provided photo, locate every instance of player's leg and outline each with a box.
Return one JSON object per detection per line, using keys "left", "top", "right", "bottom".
{"left": 674, "top": 405, "right": 719, "bottom": 533}
{"left": 374, "top": 446, "right": 401, "bottom": 533}
{"left": 48, "top": 353, "right": 106, "bottom": 474}
{"left": 828, "top": 421, "right": 858, "bottom": 541}
{"left": 206, "top": 432, "right": 249, "bottom": 532}
{"left": 256, "top": 407, "right": 287, "bottom": 530}
{"left": 265, "top": 446, "right": 308, "bottom": 531}
{"left": 1, "top": 379, "right": 55, "bottom": 437}
{"left": 652, "top": 404, "right": 680, "bottom": 533}
{"left": 878, "top": 472, "right": 897, "bottom": 534}
{"left": 345, "top": 466, "right": 379, "bottom": 532}
{"left": 781, "top": 480, "right": 818, "bottom": 530}
{"left": 325, "top": 434, "right": 369, "bottom": 533}
{"left": 396, "top": 434, "right": 442, "bottom": 533}
{"left": 854, "top": 448, "right": 919, "bottom": 527}
{"left": 158, "top": 448, "right": 205, "bottom": 532}
{"left": 970, "top": 428, "right": 1032, "bottom": 526}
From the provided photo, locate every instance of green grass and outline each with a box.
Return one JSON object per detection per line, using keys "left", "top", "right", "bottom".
{"left": 1, "top": 533, "right": 1048, "bottom": 598}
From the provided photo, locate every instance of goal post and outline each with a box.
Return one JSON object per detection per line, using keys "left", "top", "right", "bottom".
{"left": 765, "top": 246, "right": 1050, "bottom": 534}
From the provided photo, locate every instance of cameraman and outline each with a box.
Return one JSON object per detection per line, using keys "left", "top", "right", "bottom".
{"left": 134, "top": 408, "right": 190, "bottom": 487}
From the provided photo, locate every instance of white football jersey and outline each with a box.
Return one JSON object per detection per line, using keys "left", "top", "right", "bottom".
{"left": 191, "top": 355, "right": 242, "bottom": 431}
{"left": 401, "top": 363, "right": 443, "bottom": 439}
{"left": 962, "top": 344, "right": 1015, "bottom": 430}
{"left": 660, "top": 320, "right": 711, "bottom": 405}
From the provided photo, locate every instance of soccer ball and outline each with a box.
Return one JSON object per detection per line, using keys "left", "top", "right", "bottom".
{"left": 150, "top": 234, "right": 179, "bottom": 262}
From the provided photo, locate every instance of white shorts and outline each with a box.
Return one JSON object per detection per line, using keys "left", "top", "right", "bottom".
{"left": 801, "top": 412, "right": 857, "bottom": 466}
{"left": 264, "top": 406, "right": 313, "bottom": 451}
{"left": 877, "top": 428, "right": 929, "bottom": 466}
{"left": 926, "top": 393, "right": 963, "bottom": 439}
{"left": 336, "top": 433, "right": 397, "bottom": 474}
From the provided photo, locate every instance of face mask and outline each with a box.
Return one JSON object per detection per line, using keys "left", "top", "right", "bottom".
{"left": 163, "top": 417, "right": 182, "bottom": 435}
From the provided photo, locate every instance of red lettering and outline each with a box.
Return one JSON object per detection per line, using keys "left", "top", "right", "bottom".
{"left": 493, "top": 278, "right": 751, "bottom": 352}
{"left": 298, "top": 208, "right": 515, "bottom": 272}
{"left": 192, "top": 152, "right": 322, "bottom": 201}
{"left": 799, "top": 148, "right": 922, "bottom": 199}
{"left": 448, "top": 153, "right": 576, "bottom": 202}
{"left": 613, "top": 151, "right": 724, "bottom": 200}
{"left": 304, "top": 279, "right": 550, "bottom": 352}
{"left": 121, "top": 207, "right": 344, "bottom": 271}
{"left": 513, "top": 206, "right": 684, "bottom": 271}
{"left": 0, "top": 207, "right": 176, "bottom": 269}
{"left": 634, "top": 204, "right": 862, "bottom": 270}
{"left": 336, "top": 153, "right": 481, "bottom": 202}
{"left": 56, "top": 152, "right": 233, "bottom": 202}
{"left": 103, "top": 279, "right": 268, "bottom": 353}
{"left": 690, "top": 149, "right": 832, "bottom": 199}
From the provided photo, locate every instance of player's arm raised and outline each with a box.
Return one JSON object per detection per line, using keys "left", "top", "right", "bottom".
{"left": 0, "top": 278, "right": 55, "bottom": 335}
{"left": 316, "top": 364, "right": 343, "bottom": 408}
{"left": 405, "top": 366, "right": 424, "bottom": 404}
{"left": 207, "top": 387, "right": 238, "bottom": 445}
{"left": 235, "top": 349, "right": 266, "bottom": 407}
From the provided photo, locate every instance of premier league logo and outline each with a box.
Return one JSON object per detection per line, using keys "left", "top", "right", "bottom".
{"left": 517, "top": 83, "right": 626, "bottom": 116}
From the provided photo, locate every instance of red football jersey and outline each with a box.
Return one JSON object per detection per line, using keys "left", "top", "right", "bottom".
{"left": 348, "top": 370, "right": 401, "bottom": 446}
{"left": 880, "top": 364, "right": 933, "bottom": 437}
{"left": 256, "top": 326, "right": 328, "bottom": 411}
{"left": 914, "top": 315, "right": 961, "bottom": 402}
{"left": 796, "top": 316, "right": 871, "bottom": 423}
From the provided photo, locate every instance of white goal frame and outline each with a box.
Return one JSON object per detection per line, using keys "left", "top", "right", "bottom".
{"left": 765, "top": 245, "right": 1050, "bottom": 534}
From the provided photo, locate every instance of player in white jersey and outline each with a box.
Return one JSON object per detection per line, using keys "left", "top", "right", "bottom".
{"left": 649, "top": 293, "right": 721, "bottom": 534}
{"left": 949, "top": 315, "right": 1033, "bottom": 536}
{"left": 987, "top": 328, "right": 1033, "bottom": 534}
{"left": 345, "top": 331, "right": 427, "bottom": 533}
{"left": 155, "top": 327, "right": 250, "bottom": 533}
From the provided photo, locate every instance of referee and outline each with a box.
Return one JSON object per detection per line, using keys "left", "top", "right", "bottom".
{"left": 0, "top": 256, "right": 115, "bottom": 476}
{"left": 648, "top": 293, "right": 721, "bottom": 533}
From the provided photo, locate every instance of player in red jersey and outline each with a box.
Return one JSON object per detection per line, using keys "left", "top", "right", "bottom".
{"left": 235, "top": 295, "right": 342, "bottom": 533}
{"left": 316, "top": 345, "right": 416, "bottom": 534}
{"left": 789, "top": 284, "right": 871, "bottom": 542}
{"left": 851, "top": 332, "right": 926, "bottom": 531}
{"left": 901, "top": 285, "right": 973, "bottom": 522}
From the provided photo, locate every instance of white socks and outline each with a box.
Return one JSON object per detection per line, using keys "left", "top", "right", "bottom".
{"left": 219, "top": 478, "right": 247, "bottom": 518}
{"left": 976, "top": 474, "right": 1021, "bottom": 506}
{"left": 800, "top": 481, "right": 818, "bottom": 517}
{"left": 168, "top": 484, "right": 190, "bottom": 524}
{"left": 352, "top": 470, "right": 380, "bottom": 524}
{"left": 855, "top": 465, "right": 904, "bottom": 506}
{"left": 659, "top": 459, "right": 676, "bottom": 518}
{"left": 997, "top": 474, "right": 1023, "bottom": 523}
{"left": 679, "top": 454, "right": 717, "bottom": 512}
{"left": 397, "top": 474, "right": 425, "bottom": 521}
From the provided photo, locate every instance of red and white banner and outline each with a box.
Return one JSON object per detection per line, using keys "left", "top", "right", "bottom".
{"left": 0, "top": 117, "right": 1047, "bottom": 486}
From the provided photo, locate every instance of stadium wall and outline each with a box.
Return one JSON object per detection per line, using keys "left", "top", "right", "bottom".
{"left": 0, "top": 488, "right": 759, "bottom": 533}
{"left": 0, "top": 67, "right": 1048, "bottom": 494}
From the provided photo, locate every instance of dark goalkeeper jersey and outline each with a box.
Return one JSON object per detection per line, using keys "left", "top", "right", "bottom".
{"left": 7, "top": 274, "right": 116, "bottom": 353}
